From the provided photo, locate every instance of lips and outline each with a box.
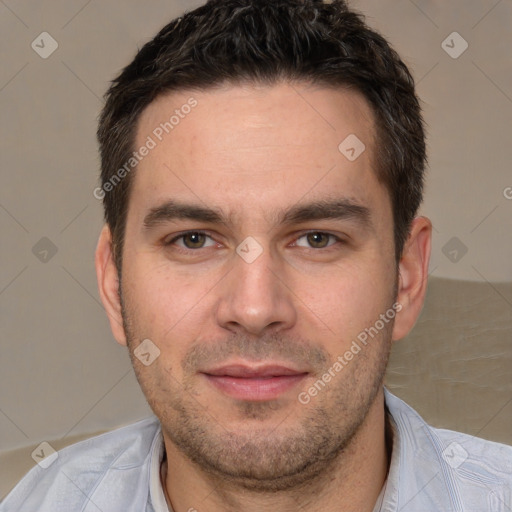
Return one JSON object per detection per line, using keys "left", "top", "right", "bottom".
{"left": 205, "top": 364, "right": 306, "bottom": 378}
{"left": 202, "top": 363, "right": 308, "bottom": 401}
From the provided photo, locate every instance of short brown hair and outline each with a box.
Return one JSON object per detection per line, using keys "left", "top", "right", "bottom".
{"left": 97, "top": 0, "right": 426, "bottom": 271}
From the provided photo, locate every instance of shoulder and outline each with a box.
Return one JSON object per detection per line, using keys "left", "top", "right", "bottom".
{"left": 386, "top": 389, "right": 512, "bottom": 474}
{"left": 0, "top": 416, "right": 161, "bottom": 512}
{"left": 428, "top": 426, "right": 512, "bottom": 510}
{"left": 433, "top": 426, "right": 512, "bottom": 480}
{"left": 384, "top": 388, "right": 512, "bottom": 510}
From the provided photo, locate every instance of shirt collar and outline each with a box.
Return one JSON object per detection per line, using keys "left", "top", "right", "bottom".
{"left": 380, "top": 387, "right": 462, "bottom": 511}
{"left": 149, "top": 429, "right": 172, "bottom": 512}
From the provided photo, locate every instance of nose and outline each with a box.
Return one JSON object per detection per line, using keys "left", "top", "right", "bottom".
{"left": 215, "top": 246, "right": 297, "bottom": 336}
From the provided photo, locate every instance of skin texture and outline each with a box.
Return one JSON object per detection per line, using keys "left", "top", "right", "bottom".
{"left": 96, "top": 82, "right": 431, "bottom": 512}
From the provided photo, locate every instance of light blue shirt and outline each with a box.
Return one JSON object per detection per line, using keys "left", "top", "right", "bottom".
{"left": 1, "top": 389, "right": 511, "bottom": 511}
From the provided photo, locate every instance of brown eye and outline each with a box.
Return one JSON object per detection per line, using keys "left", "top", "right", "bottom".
{"left": 166, "top": 231, "right": 215, "bottom": 249}
{"left": 305, "top": 232, "right": 332, "bottom": 248}
{"left": 181, "top": 232, "right": 207, "bottom": 248}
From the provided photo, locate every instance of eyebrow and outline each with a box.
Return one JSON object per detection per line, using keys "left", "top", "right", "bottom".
{"left": 279, "top": 199, "right": 371, "bottom": 227}
{"left": 142, "top": 198, "right": 372, "bottom": 231}
{"left": 143, "top": 202, "right": 224, "bottom": 229}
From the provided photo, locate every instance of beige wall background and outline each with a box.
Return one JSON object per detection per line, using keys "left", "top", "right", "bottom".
{"left": 1, "top": 0, "right": 511, "bottom": 499}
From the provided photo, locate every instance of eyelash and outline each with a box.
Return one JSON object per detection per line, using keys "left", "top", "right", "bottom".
{"left": 164, "top": 230, "right": 343, "bottom": 252}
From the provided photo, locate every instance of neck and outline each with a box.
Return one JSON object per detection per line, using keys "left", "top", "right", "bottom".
{"left": 162, "top": 387, "right": 390, "bottom": 512}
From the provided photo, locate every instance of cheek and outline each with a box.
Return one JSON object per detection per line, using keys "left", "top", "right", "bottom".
{"left": 293, "top": 256, "right": 395, "bottom": 339}
{"left": 123, "top": 259, "right": 217, "bottom": 339}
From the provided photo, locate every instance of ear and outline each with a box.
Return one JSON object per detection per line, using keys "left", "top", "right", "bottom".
{"left": 95, "top": 225, "right": 127, "bottom": 346}
{"left": 392, "top": 216, "right": 432, "bottom": 341}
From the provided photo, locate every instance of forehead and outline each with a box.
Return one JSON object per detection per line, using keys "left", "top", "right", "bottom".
{"left": 136, "top": 82, "right": 375, "bottom": 155}
{"left": 128, "top": 82, "right": 387, "bottom": 226}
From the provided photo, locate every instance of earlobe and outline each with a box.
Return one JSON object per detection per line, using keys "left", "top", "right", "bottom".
{"left": 392, "top": 216, "right": 432, "bottom": 341}
{"left": 95, "top": 225, "right": 127, "bottom": 346}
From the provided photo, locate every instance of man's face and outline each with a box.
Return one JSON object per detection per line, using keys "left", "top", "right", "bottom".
{"left": 118, "top": 83, "right": 399, "bottom": 488}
